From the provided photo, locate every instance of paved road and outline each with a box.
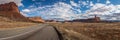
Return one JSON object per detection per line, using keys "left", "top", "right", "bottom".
{"left": 23, "top": 26, "right": 60, "bottom": 40}
{"left": 0, "top": 24, "right": 60, "bottom": 40}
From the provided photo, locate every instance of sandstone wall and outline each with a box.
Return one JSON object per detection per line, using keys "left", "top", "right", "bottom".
{"left": 0, "top": 2, "right": 44, "bottom": 23}
{"left": 0, "top": 2, "right": 29, "bottom": 21}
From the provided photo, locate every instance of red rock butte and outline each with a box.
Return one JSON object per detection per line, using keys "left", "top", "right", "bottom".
{"left": 0, "top": 2, "right": 27, "bottom": 21}
{"left": 0, "top": 2, "right": 44, "bottom": 23}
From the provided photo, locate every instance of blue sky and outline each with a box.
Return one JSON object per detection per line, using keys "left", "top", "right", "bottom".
{"left": 0, "top": 0, "right": 120, "bottom": 21}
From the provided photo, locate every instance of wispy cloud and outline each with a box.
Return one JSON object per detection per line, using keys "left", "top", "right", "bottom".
{"left": 21, "top": 0, "right": 120, "bottom": 21}
{"left": 22, "top": 9, "right": 30, "bottom": 13}
{"left": 70, "top": 1, "right": 78, "bottom": 7}
{"left": 21, "top": 1, "right": 82, "bottom": 21}
{"left": 85, "top": 3, "right": 120, "bottom": 20}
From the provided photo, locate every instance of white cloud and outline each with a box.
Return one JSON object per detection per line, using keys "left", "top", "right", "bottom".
{"left": 90, "top": 1, "right": 94, "bottom": 6}
{"left": 21, "top": 2, "right": 82, "bottom": 21}
{"left": 91, "top": 3, "right": 106, "bottom": 10}
{"left": 22, "top": 9, "right": 30, "bottom": 13}
{"left": 85, "top": 3, "right": 120, "bottom": 20}
{"left": 41, "top": 2, "right": 79, "bottom": 20}
{"left": 0, "top": 0, "right": 23, "bottom": 6}
{"left": 82, "top": 1, "right": 87, "bottom": 5}
{"left": 114, "top": 5, "right": 120, "bottom": 13}
{"left": 106, "top": 0, "right": 111, "bottom": 4}
{"left": 20, "top": 0, "right": 120, "bottom": 21}
{"left": 70, "top": 1, "right": 78, "bottom": 7}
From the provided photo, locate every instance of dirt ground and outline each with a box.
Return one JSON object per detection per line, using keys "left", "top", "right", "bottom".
{"left": 0, "top": 16, "right": 39, "bottom": 28}
{"left": 48, "top": 22, "right": 120, "bottom": 40}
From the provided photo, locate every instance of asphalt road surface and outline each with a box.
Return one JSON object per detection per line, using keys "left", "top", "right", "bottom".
{"left": 0, "top": 24, "right": 60, "bottom": 40}
{"left": 23, "top": 26, "right": 60, "bottom": 40}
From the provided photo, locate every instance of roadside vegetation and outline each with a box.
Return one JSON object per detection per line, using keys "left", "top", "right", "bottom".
{"left": 0, "top": 16, "right": 39, "bottom": 28}
{"left": 48, "top": 22, "right": 120, "bottom": 40}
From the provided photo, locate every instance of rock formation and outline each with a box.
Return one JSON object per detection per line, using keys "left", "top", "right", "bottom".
{"left": 28, "top": 17, "right": 45, "bottom": 23}
{"left": 0, "top": 2, "right": 19, "bottom": 13}
{"left": 71, "top": 15, "right": 101, "bottom": 23}
{"left": 0, "top": 2, "right": 28, "bottom": 21}
{"left": 94, "top": 15, "right": 100, "bottom": 22}
{"left": 0, "top": 2, "right": 44, "bottom": 23}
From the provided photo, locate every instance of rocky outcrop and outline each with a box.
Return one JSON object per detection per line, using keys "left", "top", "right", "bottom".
{"left": 28, "top": 17, "right": 45, "bottom": 23}
{"left": 0, "top": 2, "right": 19, "bottom": 12}
{"left": 0, "top": 2, "right": 29, "bottom": 21}
{"left": 72, "top": 15, "right": 101, "bottom": 23}
{"left": 0, "top": 2, "right": 44, "bottom": 23}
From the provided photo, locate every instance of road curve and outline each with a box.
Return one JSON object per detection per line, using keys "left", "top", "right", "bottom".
{"left": 23, "top": 26, "right": 60, "bottom": 40}
{"left": 0, "top": 24, "right": 60, "bottom": 40}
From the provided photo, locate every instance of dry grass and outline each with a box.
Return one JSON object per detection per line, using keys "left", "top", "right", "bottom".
{"left": 0, "top": 21, "right": 39, "bottom": 28}
{"left": 48, "top": 22, "right": 120, "bottom": 40}
{"left": 0, "top": 16, "right": 39, "bottom": 28}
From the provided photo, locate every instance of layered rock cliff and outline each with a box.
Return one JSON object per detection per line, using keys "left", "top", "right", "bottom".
{"left": 0, "top": 2, "right": 44, "bottom": 23}
{"left": 0, "top": 2, "right": 29, "bottom": 21}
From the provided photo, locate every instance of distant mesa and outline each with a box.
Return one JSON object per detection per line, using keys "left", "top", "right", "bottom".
{"left": 45, "top": 20, "right": 57, "bottom": 22}
{"left": 0, "top": 2, "right": 44, "bottom": 23}
{"left": 28, "top": 17, "right": 45, "bottom": 23}
{"left": 72, "top": 15, "right": 101, "bottom": 23}
{"left": 45, "top": 15, "right": 101, "bottom": 23}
